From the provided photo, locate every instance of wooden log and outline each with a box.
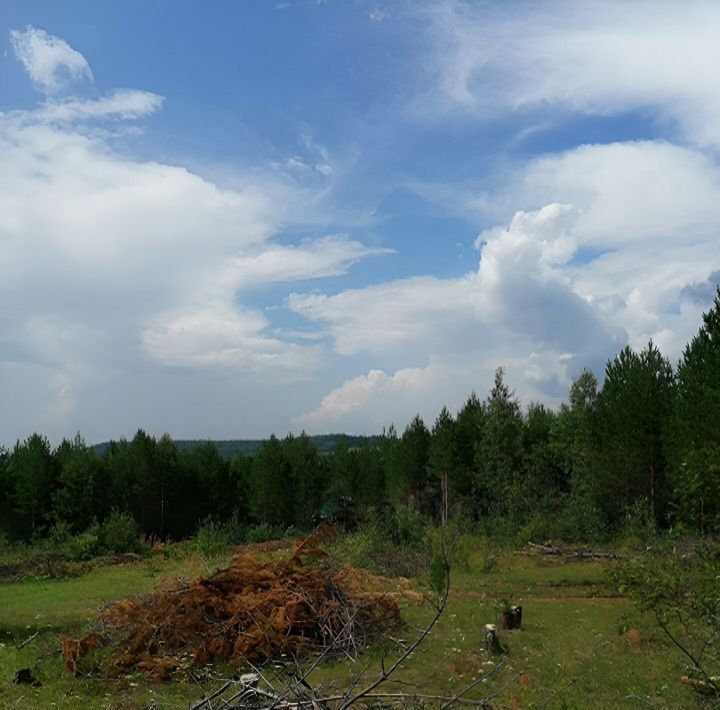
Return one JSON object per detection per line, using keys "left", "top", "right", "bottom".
{"left": 240, "top": 673, "right": 259, "bottom": 688}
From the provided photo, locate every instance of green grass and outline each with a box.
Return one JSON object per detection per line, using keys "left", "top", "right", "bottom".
{"left": 0, "top": 538, "right": 711, "bottom": 709}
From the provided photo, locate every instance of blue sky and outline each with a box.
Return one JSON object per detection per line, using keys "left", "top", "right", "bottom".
{"left": 1, "top": 0, "right": 719, "bottom": 444}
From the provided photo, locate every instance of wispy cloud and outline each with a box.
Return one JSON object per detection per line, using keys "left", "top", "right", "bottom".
{"left": 418, "top": 1, "right": 720, "bottom": 148}
{"left": 10, "top": 25, "right": 93, "bottom": 93}
{"left": 36, "top": 89, "right": 165, "bottom": 122}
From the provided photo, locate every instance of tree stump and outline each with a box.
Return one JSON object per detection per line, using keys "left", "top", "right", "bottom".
{"left": 511, "top": 605, "right": 522, "bottom": 629}
{"left": 500, "top": 610, "right": 515, "bottom": 630}
{"left": 484, "top": 624, "right": 502, "bottom": 654}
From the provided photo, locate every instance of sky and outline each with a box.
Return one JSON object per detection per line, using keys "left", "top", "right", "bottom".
{"left": 1, "top": 0, "right": 719, "bottom": 445}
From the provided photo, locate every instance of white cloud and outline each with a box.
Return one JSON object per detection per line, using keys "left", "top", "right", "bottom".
{"left": 421, "top": 1, "right": 720, "bottom": 149}
{"left": 293, "top": 139, "right": 720, "bottom": 429}
{"left": 10, "top": 25, "right": 92, "bottom": 94}
{"left": 293, "top": 349, "right": 575, "bottom": 433}
{"left": 294, "top": 367, "right": 443, "bottom": 432}
{"left": 36, "top": 90, "right": 165, "bottom": 122}
{"left": 0, "top": 35, "right": 391, "bottom": 440}
{"left": 290, "top": 202, "right": 621, "bottom": 362}
{"left": 141, "top": 304, "right": 321, "bottom": 377}
{"left": 221, "top": 235, "right": 391, "bottom": 290}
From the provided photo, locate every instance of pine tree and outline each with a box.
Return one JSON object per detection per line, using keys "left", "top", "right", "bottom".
{"left": 593, "top": 343, "right": 675, "bottom": 524}
{"left": 454, "top": 392, "right": 484, "bottom": 501}
{"left": 52, "top": 434, "right": 104, "bottom": 531}
{"left": 475, "top": 368, "right": 523, "bottom": 516}
{"left": 427, "top": 406, "right": 456, "bottom": 522}
{"left": 668, "top": 288, "right": 720, "bottom": 532}
{"left": 8, "top": 433, "right": 57, "bottom": 534}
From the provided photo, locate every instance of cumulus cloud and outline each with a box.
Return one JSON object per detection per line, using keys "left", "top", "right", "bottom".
{"left": 293, "top": 367, "right": 445, "bottom": 432}
{"left": 290, "top": 203, "right": 623, "bottom": 362}
{"left": 10, "top": 25, "right": 93, "bottom": 93}
{"left": 293, "top": 139, "right": 720, "bottom": 430}
{"left": 1, "top": 28, "right": 391, "bottom": 441}
{"left": 293, "top": 349, "right": 576, "bottom": 434}
{"left": 421, "top": 0, "right": 720, "bottom": 149}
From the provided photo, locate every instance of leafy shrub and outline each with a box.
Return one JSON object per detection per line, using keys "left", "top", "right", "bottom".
{"left": 68, "top": 524, "right": 101, "bottom": 561}
{"left": 386, "top": 503, "right": 427, "bottom": 546}
{"left": 246, "top": 521, "right": 275, "bottom": 544}
{"left": 621, "top": 499, "right": 657, "bottom": 545}
{"left": 557, "top": 493, "right": 607, "bottom": 542}
{"left": 329, "top": 517, "right": 431, "bottom": 578}
{"left": 475, "top": 537, "right": 499, "bottom": 573}
{"left": 428, "top": 552, "right": 448, "bottom": 595}
{"left": 195, "top": 517, "right": 230, "bottom": 557}
{"left": 612, "top": 543, "right": 720, "bottom": 695}
{"left": 99, "top": 510, "right": 139, "bottom": 554}
{"left": 515, "top": 514, "right": 559, "bottom": 545}
{"left": 224, "top": 510, "right": 249, "bottom": 545}
{"left": 50, "top": 520, "right": 72, "bottom": 547}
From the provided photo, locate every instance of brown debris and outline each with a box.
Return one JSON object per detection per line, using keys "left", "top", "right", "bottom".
{"left": 60, "top": 632, "right": 106, "bottom": 675}
{"left": 73, "top": 527, "right": 419, "bottom": 679}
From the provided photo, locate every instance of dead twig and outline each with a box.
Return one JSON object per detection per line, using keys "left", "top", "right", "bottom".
{"left": 339, "top": 538, "right": 451, "bottom": 709}
{"left": 16, "top": 631, "right": 39, "bottom": 650}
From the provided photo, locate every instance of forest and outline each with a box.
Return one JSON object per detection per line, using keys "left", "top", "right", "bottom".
{"left": 2, "top": 288, "right": 718, "bottom": 549}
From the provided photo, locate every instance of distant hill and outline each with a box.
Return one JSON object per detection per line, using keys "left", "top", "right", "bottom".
{"left": 92, "top": 434, "right": 381, "bottom": 460}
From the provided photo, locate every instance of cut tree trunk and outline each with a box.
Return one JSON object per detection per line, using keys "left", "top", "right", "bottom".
{"left": 484, "top": 624, "right": 503, "bottom": 654}
{"left": 500, "top": 611, "right": 515, "bottom": 630}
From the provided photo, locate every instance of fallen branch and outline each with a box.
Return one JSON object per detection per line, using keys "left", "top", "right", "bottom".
{"left": 340, "top": 544, "right": 451, "bottom": 709}
{"left": 16, "top": 631, "right": 39, "bottom": 650}
{"left": 526, "top": 542, "right": 620, "bottom": 560}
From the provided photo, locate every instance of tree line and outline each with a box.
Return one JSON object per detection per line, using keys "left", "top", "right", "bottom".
{"left": 1, "top": 289, "right": 719, "bottom": 543}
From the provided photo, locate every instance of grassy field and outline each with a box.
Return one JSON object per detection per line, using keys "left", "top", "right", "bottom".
{"left": 0, "top": 538, "right": 709, "bottom": 709}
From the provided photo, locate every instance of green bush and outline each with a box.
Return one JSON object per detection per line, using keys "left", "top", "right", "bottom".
{"left": 99, "top": 510, "right": 139, "bottom": 554}
{"left": 195, "top": 517, "right": 230, "bottom": 557}
{"left": 246, "top": 521, "right": 275, "bottom": 544}
{"left": 224, "top": 509, "right": 249, "bottom": 545}
{"left": 612, "top": 542, "right": 720, "bottom": 695}
{"left": 621, "top": 499, "right": 657, "bottom": 545}
{"left": 557, "top": 493, "right": 607, "bottom": 542}
{"left": 68, "top": 524, "right": 101, "bottom": 561}
{"left": 388, "top": 503, "right": 427, "bottom": 545}
{"left": 49, "top": 520, "right": 72, "bottom": 548}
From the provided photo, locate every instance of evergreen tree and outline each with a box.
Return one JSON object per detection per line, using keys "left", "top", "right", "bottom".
{"left": 155, "top": 434, "right": 177, "bottom": 539}
{"left": 475, "top": 368, "right": 523, "bottom": 516}
{"left": 427, "top": 407, "right": 457, "bottom": 521}
{"left": 382, "top": 424, "right": 404, "bottom": 504}
{"left": 284, "top": 432, "right": 324, "bottom": 527}
{"left": 127, "top": 429, "right": 159, "bottom": 534}
{"left": 668, "top": 288, "right": 720, "bottom": 532}
{"left": 454, "top": 392, "right": 484, "bottom": 501}
{"left": 326, "top": 437, "right": 355, "bottom": 509}
{"left": 399, "top": 415, "right": 431, "bottom": 511}
{"left": 52, "top": 434, "right": 104, "bottom": 531}
{"left": 7, "top": 433, "right": 57, "bottom": 534}
{"left": 522, "top": 403, "right": 564, "bottom": 507}
{"left": 250, "top": 435, "right": 292, "bottom": 527}
{"left": 593, "top": 343, "right": 675, "bottom": 524}
{"left": 353, "top": 442, "right": 385, "bottom": 507}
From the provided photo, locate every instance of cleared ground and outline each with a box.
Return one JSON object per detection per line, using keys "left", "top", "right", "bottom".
{"left": 0, "top": 538, "right": 706, "bottom": 708}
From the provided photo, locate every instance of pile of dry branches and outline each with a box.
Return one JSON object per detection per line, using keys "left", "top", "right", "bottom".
{"left": 62, "top": 527, "right": 421, "bottom": 680}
